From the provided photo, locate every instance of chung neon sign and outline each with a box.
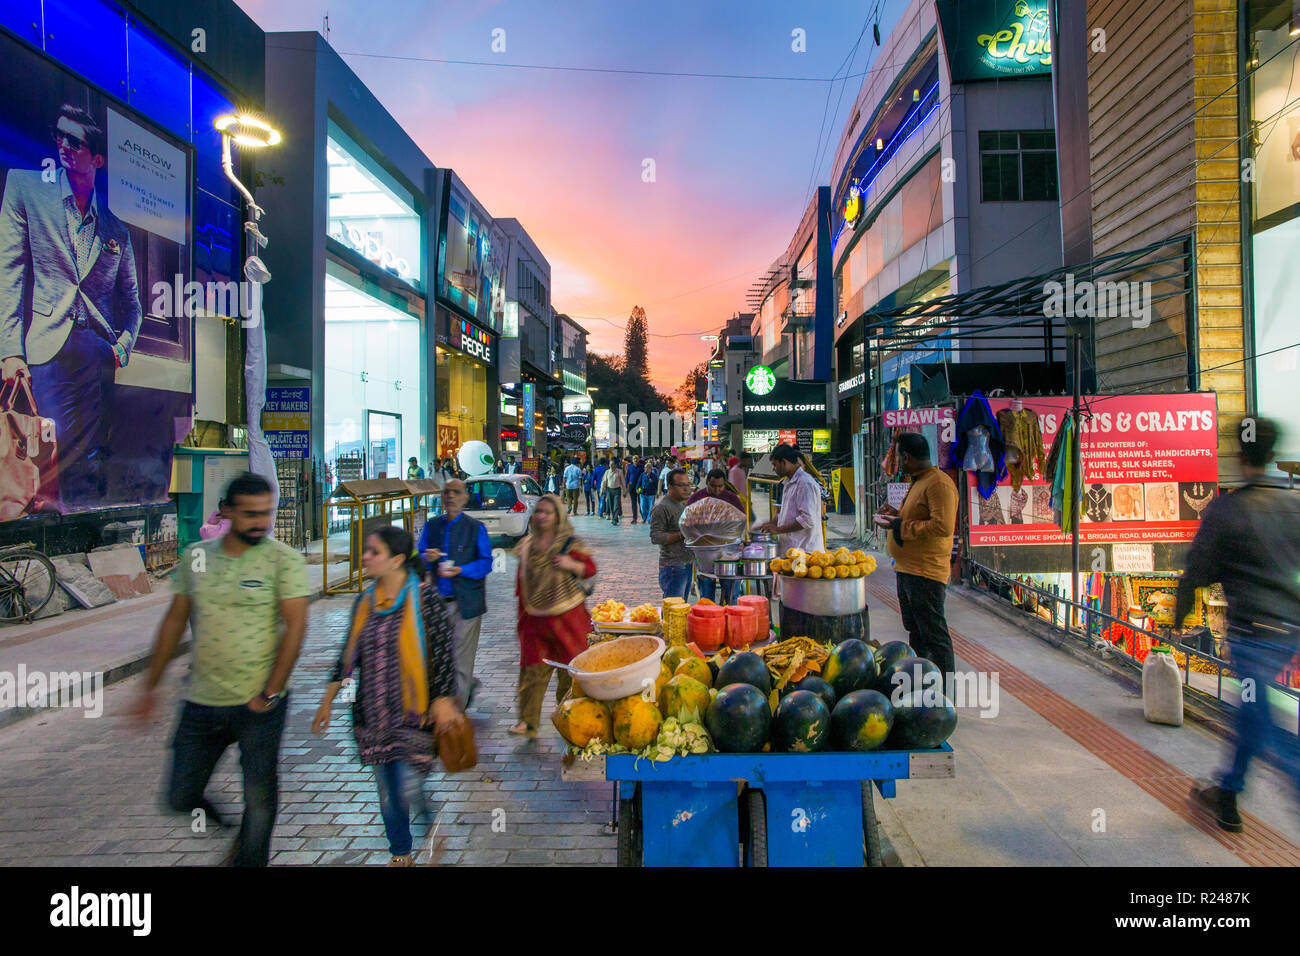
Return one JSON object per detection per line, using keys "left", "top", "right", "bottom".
{"left": 938, "top": 0, "right": 1052, "bottom": 83}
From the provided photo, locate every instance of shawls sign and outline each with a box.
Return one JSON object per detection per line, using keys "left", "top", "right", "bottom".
{"left": 936, "top": 0, "right": 1052, "bottom": 84}
{"left": 968, "top": 394, "right": 1219, "bottom": 547}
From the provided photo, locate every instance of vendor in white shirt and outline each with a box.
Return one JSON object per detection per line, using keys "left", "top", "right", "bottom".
{"left": 754, "top": 443, "right": 825, "bottom": 553}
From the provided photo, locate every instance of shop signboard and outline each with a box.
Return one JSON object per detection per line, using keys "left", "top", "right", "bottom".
{"left": 967, "top": 394, "right": 1219, "bottom": 547}
{"left": 263, "top": 387, "right": 311, "bottom": 459}
{"left": 936, "top": 0, "right": 1052, "bottom": 84}
{"left": 437, "top": 424, "right": 461, "bottom": 459}
{"left": 743, "top": 429, "right": 778, "bottom": 453}
{"left": 521, "top": 457, "right": 540, "bottom": 478}
{"left": 813, "top": 428, "right": 832, "bottom": 452}
{"left": 883, "top": 406, "right": 956, "bottom": 472}
{"left": 336, "top": 454, "right": 364, "bottom": 484}
{"left": 743, "top": 377, "right": 829, "bottom": 429}
{"left": 778, "top": 428, "right": 798, "bottom": 447}
{"left": 0, "top": 34, "right": 193, "bottom": 517}
{"left": 593, "top": 408, "right": 611, "bottom": 449}
{"left": 522, "top": 383, "right": 536, "bottom": 446}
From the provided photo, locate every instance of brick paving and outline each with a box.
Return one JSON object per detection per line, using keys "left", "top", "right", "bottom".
{"left": 0, "top": 510, "right": 666, "bottom": 866}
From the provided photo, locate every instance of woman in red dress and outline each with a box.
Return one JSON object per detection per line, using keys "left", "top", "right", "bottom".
{"left": 510, "top": 493, "right": 598, "bottom": 737}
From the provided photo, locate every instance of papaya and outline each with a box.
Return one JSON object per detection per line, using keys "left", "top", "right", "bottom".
{"left": 611, "top": 695, "right": 663, "bottom": 750}
{"left": 658, "top": 675, "right": 712, "bottom": 724}
{"left": 663, "top": 644, "right": 699, "bottom": 674}
{"left": 674, "top": 656, "right": 713, "bottom": 688}
{"left": 551, "top": 697, "right": 613, "bottom": 747}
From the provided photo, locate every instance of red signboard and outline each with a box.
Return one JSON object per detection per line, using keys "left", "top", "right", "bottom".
{"left": 521, "top": 457, "right": 540, "bottom": 477}
{"left": 437, "top": 424, "right": 461, "bottom": 459}
{"left": 778, "top": 429, "right": 798, "bottom": 446}
{"left": 968, "top": 393, "right": 1219, "bottom": 547}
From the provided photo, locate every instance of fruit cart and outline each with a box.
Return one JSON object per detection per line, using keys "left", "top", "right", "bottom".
{"left": 562, "top": 745, "right": 954, "bottom": 867}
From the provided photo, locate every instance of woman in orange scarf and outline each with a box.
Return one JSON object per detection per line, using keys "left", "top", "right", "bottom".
{"left": 510, "top": 494, "right": 598, "bottom": 737}
{"left": 312, "top": 525, "right": 461, "bottom": 866}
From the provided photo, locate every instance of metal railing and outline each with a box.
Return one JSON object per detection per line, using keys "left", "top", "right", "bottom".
{"left": 962, "top": 557, "right": 1300, "bottom": 727}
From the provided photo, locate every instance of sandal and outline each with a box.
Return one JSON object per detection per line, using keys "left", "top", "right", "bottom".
{"left": 387, "top": 854, "right": 414, "bottom": 867}
{"left": 508, "top": 721, "right": 538, "bottom": 738}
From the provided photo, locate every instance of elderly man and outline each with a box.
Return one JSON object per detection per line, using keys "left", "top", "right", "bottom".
{"left": 649, "top": 468, "right": 695, "bottom": 600}
{"left": 417, "top": 479, "right": 493, "bottom": 708}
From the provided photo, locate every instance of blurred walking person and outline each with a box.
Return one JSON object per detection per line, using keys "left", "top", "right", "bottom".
{"left": 132, "top": 472, "right": 310, "bottom": 866}
{"left": 601, "top": 458, "right": 626, "bottom": 526}
{"left": 1179, "top": 418, "right": 1300, "bottom": 832}
{"left": 511, "top": 494, "right": 597, "bottom": 737}
{"left": 562, "top": 456, "right": 582, "bottom": 515}
{"left": 312, "top": 526, "right": 463, "bottom": 866}
{"left": 582, "top": 463, "right": 596, "bottom": 515}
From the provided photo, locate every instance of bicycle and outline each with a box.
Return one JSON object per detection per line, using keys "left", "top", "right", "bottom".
{"left": 0, "top": 541, "right": 57, "bottom": 623}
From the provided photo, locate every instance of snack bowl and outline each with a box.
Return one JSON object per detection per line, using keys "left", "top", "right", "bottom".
{"left": 567, "top": 636, "right": 666, "bottom": 700}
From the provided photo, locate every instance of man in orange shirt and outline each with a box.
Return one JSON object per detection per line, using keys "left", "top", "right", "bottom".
{"left": 874, "top": 433, "right": 958, "bottom": 679}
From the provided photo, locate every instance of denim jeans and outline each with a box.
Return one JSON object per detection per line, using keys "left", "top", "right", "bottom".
{"left": 584, "top": 488, "right": 595, "bottom": 513}
{"left": 639, "top": 493, "right": 654, "bottom": 521}
{"left": 1221, "top": 627, "right": 1300, "bottom": 794}
{"left": 167, "top": 694, "right": 288, "bottom": 866}
{"left": 659, "top": 563, "right": 693, "bottom": 601}
{"left": 896, "top": 572, "right": 954, "bottom": 678}
{"left": 373, "top": 760, "right": 421, "bottom": 856}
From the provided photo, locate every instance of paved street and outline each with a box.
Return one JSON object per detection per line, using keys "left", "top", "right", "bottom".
{"left": 0, "top": 496, "right": 1298, "bottom": 866}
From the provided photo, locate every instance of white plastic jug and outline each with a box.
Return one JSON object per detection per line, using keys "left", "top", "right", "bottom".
{"left": 1142, "top": 646, "right": 1184, "bottom": 726}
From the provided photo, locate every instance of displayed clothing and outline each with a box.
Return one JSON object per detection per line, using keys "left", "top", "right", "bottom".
{"left": 949, "top": 392, "right": 1006, "bottom": 499}
{"left": 978, "top": 491, "right": 1006, "bottom": 525}
{"left": 996, "top": 406, "right": 1045, "bottom": 491}
{"left": 1085, "top": 483, "right": 1112, "bottom": 523}
{"left": 1047, "top": 415, "right": 1081, "bottom": 533}
{"left": 1031, "top": 485, "right": 1053, "bottom": 523}
{"left": 1008, "top": 487, "right": 1028, "bottom": 524}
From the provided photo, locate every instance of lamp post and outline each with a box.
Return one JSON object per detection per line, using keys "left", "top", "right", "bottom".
{"left": 214, "top": 114, "right": 282, "bottom": 529}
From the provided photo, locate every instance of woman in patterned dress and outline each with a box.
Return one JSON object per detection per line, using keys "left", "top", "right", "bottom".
{"left": 312, "top": 525, "right": 462, "bottom": 866}
{"left": 510, "top": 494, "right": 598, "bottom": 737}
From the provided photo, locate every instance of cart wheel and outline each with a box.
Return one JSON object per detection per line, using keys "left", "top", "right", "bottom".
{"left": 861, "top": 782, "right": 883, "bottom": 867}
{"left": 616, "top": 786, "right": 642, "bottom": 867}
{"left": 743, "top": 787, "right": 768, "bottom": 867}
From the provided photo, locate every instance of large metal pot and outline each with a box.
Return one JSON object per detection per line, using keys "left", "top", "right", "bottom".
{"left": 714, "top": 558, "right": 743, "bottom": 578}
{"left": 690, "top": 543, "right": 741, "bottom": 575}
{"left": 779, "top": 574, "right": 868, "bottom": 615}
{"left": 742, "top": 540, "right": 778, "bottom": 562}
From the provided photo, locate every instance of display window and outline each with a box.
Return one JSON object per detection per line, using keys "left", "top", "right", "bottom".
{"left": 323, "top": 263, "right": 425, "bottom": 484}
{"left": 436, "top": 346, "right": 489, "bottom": 455}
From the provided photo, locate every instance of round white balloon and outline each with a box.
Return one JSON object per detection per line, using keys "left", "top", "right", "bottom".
{"left": 457, "top": 440, "right": 496, "bottom": 477}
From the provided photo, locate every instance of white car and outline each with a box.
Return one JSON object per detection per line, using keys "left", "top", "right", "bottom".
{"left": 464, "top": 474, "right": 544, "bottom": 543}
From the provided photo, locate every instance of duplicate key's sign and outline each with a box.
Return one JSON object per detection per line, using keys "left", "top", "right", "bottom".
{"left": 968, "top": 393, "right": 1219, "bottom": 547}
{"left": 263, "top": 387, "right": 311, "bottom": 459}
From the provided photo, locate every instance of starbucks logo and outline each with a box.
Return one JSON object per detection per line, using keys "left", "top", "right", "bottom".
{"left": 746, "top": 365, "right": 777, "bottom": 396}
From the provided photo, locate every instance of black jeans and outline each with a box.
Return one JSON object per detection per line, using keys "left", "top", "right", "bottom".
{"left": 167, "top": 694, "right": 289, "bottom": 866}
{"left": 895, "top": 572, "right": 955, "bottom": 678}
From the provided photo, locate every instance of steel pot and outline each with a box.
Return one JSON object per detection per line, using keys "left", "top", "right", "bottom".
{"left": 779, "top": 574, "right": 868, "bottom": 615}
{"left": 714, "top": 559, "right": 743, "bottom": 578}
{"left": 742, "top": 540, "right": 778, "bottom": 562}
{"left": 739, "top": 558, "right": 771, "bottom": 577}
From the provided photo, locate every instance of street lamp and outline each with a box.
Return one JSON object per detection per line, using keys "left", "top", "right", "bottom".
{"left": 215, "top": 112, "right": 282, "bottom": 526}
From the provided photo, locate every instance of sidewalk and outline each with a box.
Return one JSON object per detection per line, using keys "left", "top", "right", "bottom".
{"left": 0, "top": 552, "right": 356, "bottom": 729}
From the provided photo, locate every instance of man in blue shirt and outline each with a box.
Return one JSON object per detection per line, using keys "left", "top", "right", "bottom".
{"left": 562, "top": 457, "right": 583, "bottom": 515}
{"left": 416, "top": 479, "right": 493, "bottom": 708}
{"left": 593, "top": 458, "right": 609, "bottom": 518}
{"left": 626, "top": 457, "right": 644, "bottom": 525}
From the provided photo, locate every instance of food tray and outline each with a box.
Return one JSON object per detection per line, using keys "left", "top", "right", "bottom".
{"left": 593, "top": 620, "right": 661, "bottom": 634}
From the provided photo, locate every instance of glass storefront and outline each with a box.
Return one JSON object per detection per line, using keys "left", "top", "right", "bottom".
{"left": 436, "top": 346, "right": 489, "bottom": 456}
{"left": 1246, "top": 0, "right": 1300, "bottom": 464}
{"left": 323, "top": 263, "right": 425, "bottom": 481}
{"left": 327, "top": 120, "right": 423, "bottom": 291}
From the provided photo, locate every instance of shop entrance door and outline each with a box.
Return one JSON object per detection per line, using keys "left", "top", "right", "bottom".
{"left": 366, "top": 410, "right": 402, "bottom": 479}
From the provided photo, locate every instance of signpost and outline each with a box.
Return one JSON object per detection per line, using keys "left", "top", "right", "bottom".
{"left": 263, "top": 387, "right": 310, "bottom": 459}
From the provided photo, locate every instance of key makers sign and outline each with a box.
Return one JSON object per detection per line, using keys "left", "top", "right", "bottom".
{"left": 937, "top": 0, "right": 1052, "bottom": 83}
{"left": 743, "top": 376, "right": 829, "bottom": 429}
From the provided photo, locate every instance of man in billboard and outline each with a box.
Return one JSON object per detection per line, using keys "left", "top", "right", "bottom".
{"left": 0, "top": 104, "right": 142, "bottom": 510}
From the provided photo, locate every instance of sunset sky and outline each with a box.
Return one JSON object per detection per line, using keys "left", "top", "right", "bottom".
{"left": 239, "top": 0, "right": 906, "bottom": 391}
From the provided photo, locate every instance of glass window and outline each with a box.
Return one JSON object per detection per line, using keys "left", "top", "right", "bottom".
{"left": 1247, "top": 3, "right": 1300, "bottom": 223}
{"left": 0, "top": 0, "right": 42, "bottom": 45}
{"left": 468, "top": 479, "right": 518, "bottom": 511}
{"left": 324, "top": 263, "right": 425, "bottom": 487}
{"left": 44, "top": 0, "right": 127, "bottom": 98}
{"left": 327, "top": 120, "right": 422, "bottom": 289}
{"left": 192, "top": 74, "right": 240, "bottom": 207}
{"left": 980, "top": 130, "right": 1058, "bottom": 202}
{"left": 519, "top": 477, "right": 543, "bottom": 497}
{"left": 127, "top": 21, "right": 189, "bottom": 140}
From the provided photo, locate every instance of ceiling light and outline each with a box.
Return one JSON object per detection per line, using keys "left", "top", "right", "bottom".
{"left": 876, "top": 137, "right": 884, "bottom": 150}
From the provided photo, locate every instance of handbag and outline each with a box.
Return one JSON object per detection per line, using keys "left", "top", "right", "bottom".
{"left": 0, "top": 375, "right": 58, "bottom": 518}
{"left": 561, "top": 536, "right": 596, "bottom": 596}
{"left": 435, "top": 713, "right": 478, "bottom": 773}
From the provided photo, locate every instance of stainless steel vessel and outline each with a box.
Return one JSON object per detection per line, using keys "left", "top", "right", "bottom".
{"left": 779, "top": 574, "right": 868, "bottom": 615}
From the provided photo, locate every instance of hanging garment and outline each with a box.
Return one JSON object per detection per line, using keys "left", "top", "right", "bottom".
{"left": 1031, "top": 485, "right": 1053, "bottom": 523}
{"left": 996, "top": 407, "right": 1046, "bottom": 490}
{"left": 1085, "top": 483, "right": 1112, "bottom": 522}
{"left": 1008, "top": 487, "right": 1028, "bottom": 524}
{"left": 949, "top": 391, "right": 1006, "bottom": 499}
{"left": 882, "top": 435, "right": 899, "bottom": 478}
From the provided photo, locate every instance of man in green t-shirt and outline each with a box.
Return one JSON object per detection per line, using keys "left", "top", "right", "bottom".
{"left": 131, "top": 472, "right": 310, "bottom": 866}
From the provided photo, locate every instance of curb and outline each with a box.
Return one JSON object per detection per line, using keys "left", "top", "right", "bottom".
{"left": 0, "top": 578, "right": 348, "bottom": 731}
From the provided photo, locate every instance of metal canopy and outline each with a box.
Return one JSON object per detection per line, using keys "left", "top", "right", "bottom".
{"left": 859, "top": 235, "right": 1192, "bottom": 343}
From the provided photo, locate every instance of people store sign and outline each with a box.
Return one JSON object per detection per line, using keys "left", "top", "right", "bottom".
{"left": 936, "top": 0, "right": 1052, "bottom": 84}
{"left": 968, "top": 394, "right": 1219, "bottom": 547}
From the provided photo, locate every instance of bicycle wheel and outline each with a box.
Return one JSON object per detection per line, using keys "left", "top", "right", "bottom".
{"left": 0, "top": 548, "right": 57, "bottom": 623}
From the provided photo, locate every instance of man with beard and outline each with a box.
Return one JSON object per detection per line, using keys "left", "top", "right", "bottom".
{"left": 131, "top": 472, "right": 310, "bottom": 866}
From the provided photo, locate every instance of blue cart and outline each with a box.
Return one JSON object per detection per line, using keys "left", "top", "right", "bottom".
{"left": 564, "top": 745, "right": 954, "bottom": 866}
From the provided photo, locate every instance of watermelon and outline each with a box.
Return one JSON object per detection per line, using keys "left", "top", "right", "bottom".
{"left": 875, "top": 655, "right": 943, "bottom": 704}
{"left": 705, "top": 683, "right": 771, "bottom": 752}
{"left": 888, "top": 690, "right": 958, "bottom": 749}
{"left": 830, "top": 690, "right": 894, "bottom": 752}
{"left": 715, "top": 651, "right": 771, "bottom": 695}
{"left": 822, "top": 639, "right": 878, "bottom": 699}
{"left": 781, "top": 675, "right": 837, "bottom": 713}
{"left": 771, "top": 690, "right": 830, "bottom": 753}
{"left": 875, "top": 641, "right": 914, "bottom": 675}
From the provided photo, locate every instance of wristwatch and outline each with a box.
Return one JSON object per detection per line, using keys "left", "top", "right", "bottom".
{"left": 258, "top": 690, "right": 282, "bottom": 707}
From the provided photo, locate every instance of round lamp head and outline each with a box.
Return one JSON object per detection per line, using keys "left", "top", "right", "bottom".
{"left": 215, "top": 114, "right": 282, "bottom": 149}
